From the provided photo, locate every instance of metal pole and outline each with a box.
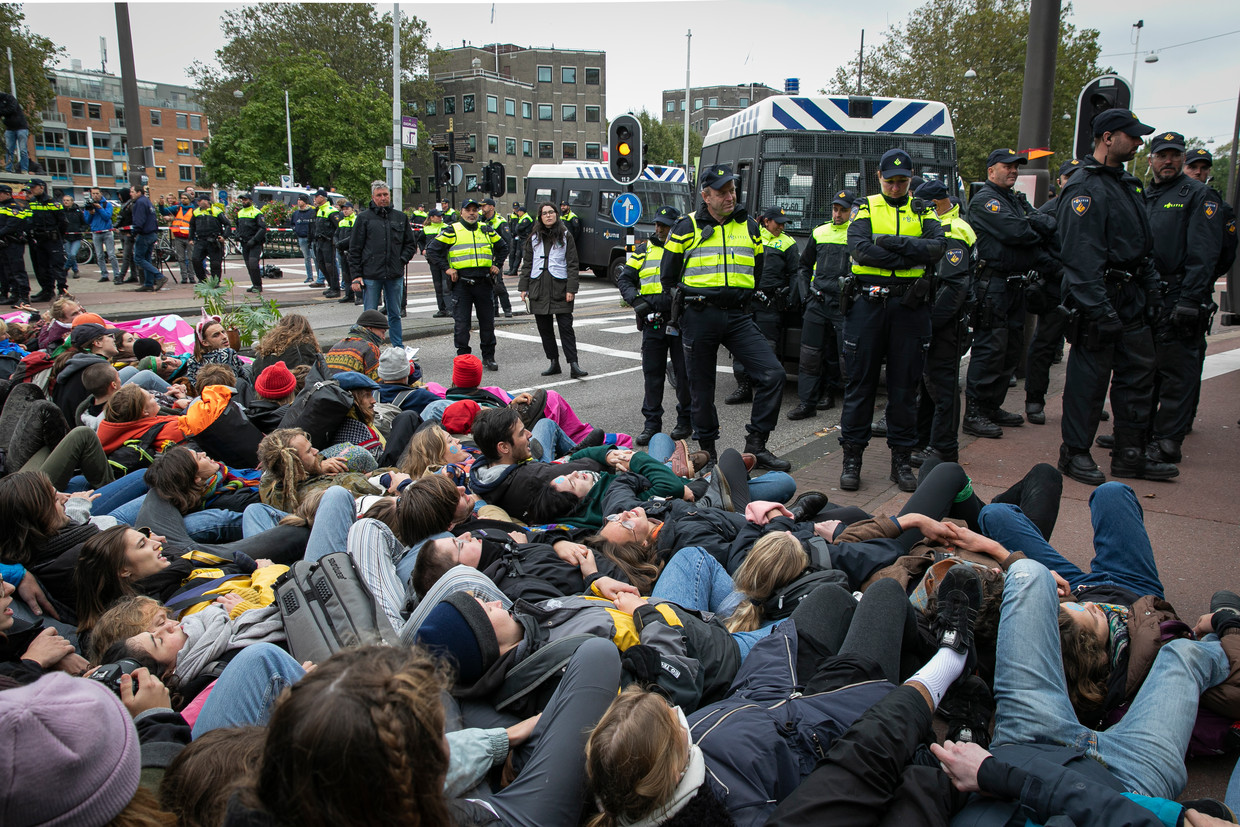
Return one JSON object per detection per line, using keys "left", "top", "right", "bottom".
{"left": 1016, "top": 0, "right": 1059, "bottom": 207}
{"left": 87, "top": 126, "right": 98, "bottom": 187}
{"left": 682, "top": 30, "right": 691, "bottom": 172}
{"left": 1223, "top": 84, "right": 1240, "bottom": 325}
{"left": 114, "top": 3, "right": 145, "bottom": 188}
{"left": 391, "top": 3, "right": 403, "bottom": 210}
{"left": 1130, "top": 20, "right": 1143, "bottom": 107}
{"left": 857, "top": 30, "right": 864, "bottom": 94}
{"left": 6, "top": 46, "right": 16, "bottom": 97}
{"left": 284, "top": 90, "right": 294, "bottom": 178}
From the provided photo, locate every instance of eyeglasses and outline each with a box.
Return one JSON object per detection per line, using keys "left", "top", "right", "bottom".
{"left": 605, "top": 514, "right": 637, "bottom": 530}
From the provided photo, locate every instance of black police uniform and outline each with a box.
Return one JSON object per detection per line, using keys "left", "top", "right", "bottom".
{"left": 188, "top": 204, "right": 230, "bottom": 281}
{"left": 731, "top": 208, "right": 799, "bottom": 398}
{"left": 26, "top": 182, "right": 67, "bottom": 298}
{"left": 616, "top": 206, "right": 692, "bottom": 442}
{"left": 312, "top": 198, "right": 342, "bottom": 295}
{"left": 838, "top": 150, "right": 946, "bottom": 492}
{"left": 1142, "top": 143, "right": 1223, "bottom": 460}
{"left": 964, "top": 152, "right": 1059, "bottom": 434}
{"left": 426, "top": 207, "right": 508, "bottom": 366}
{"left": 0, "top": 187, "right": 31, "bottom": 304}
{"left": 233, "top": 197, "right": 268, "bottom": 292}
{"left": 507, "top": 207, "right": 532, "bottom": 276}
{"left": 792, "top": 193, "right": 853, "bottom": 416}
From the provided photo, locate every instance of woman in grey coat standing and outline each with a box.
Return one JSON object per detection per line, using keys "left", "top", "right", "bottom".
{"left": 519, "top": 202, "right": 588, "bottom": 377}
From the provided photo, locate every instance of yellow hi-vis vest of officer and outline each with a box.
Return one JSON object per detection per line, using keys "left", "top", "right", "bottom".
{"left": 626, "top": 241, "right": 667, "bottom": 295}
{"left": 851, "top": 194, "right": 934, "bottom": 279}
{"left": 444, "top": 221, "right": 496, "bottom": 270}
{"left": 760, "top": 226, "right": 797, "bottom": 254}
{"left": 423, "top": 222, "right": 444, "bottom": 238}
{"left": 671, "top": 215, "right": 758, "bottom": 289}
{"left": 339, "top": 213, "right": 356, "bottom": 229}
{"left": 237, "top": 205, "right": 262, "bottom": 221}
{"left": 171, "top": 204, "right": 193, "bottom": 238}
{"left": 936, "top": 204, "right": 977, "bottom": 247}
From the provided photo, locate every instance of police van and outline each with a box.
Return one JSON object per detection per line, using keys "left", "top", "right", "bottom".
{"left": 699, "top": 95, "right": 959, "bottom": 239}
{"left": 522, "top": 163, "right": 693, "bottom": 281}
{"left": 252, "top": 185, "right": 348, "bottom": 209}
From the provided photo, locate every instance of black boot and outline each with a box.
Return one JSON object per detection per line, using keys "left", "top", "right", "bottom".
{"left": 1146, "top": 438, "right": 1182, "bottom": 464}
{"left": 1025, "top": 399, "right": 1046, "bottom": 425}
{"left": 724, "top": 381, "right": 752, "bottom": 405}
{"left": 669, "top": 421, "right": 693, "bottom": 440}
{"left": 566, "top": 427, "right": 605, "bottom": 453}
{"left": 788, "top": 491, "right": 829, "bottom": 521}
{"left": 983, "top": 406, "right": 1024, "bottom": 427}
{"left": 1057, "top": 444, "right": 1105, "bottom": 486}
{"left": 816, "top": 392, "right": 837, "bottom": 411}
{"left": 635, "top": 427, "right": 659, "bottom": 446}
{"left": 1095, "top": 433, "right": 1114, "bottom": 449}
{"left": 962, "top": 399, "right": 1003, "bottom": 438}
{"left": 338, "top": 290, "right": 355, "bottom": 304}
{"left": 839, "top": 442, "right": 863, "bottom": 491}
{"left": 697, "top": 440, "right": 718, "bottom": 476}
{"left": 743, "top": 433, "right": 791, "bottom": 472}
{"left": 871, "top": 415, "right": 888, "bottom": 437}
{"left": 1111, "top": 430, "right": 1178, "bottom": 481}
{"left": 786, "top": 403, "right": 817, "bottom": 421}
{"left": 570, "top": 362, "right": 589, "bottom": 378}
{"left": 541, "top": 360, "right": 562, "bottom": 376}
{"left": 890, "top": 448, "right": 917, "bottom": 492}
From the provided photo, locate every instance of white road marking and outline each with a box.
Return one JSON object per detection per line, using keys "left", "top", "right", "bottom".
{"left": 1202, "top": 347, "right": 1240, "bottom": 381}
{"left": 601, "top": 325, "right": 639, "bottom": 334}
{"left": 494, "top": 330, "right": 729, "bottom": 372}
{"left": 507, "top": 365, "right": 646, "bottom": 394}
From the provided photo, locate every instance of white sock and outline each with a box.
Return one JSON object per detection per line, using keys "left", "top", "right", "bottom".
{"left": 907, "top": 647, "right": 967, "bottom": 708}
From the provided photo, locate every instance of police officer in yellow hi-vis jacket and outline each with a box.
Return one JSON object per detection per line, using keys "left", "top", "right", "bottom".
{"left": 660, "top": 164, "right": 790, "bottom": 472}
{"left": 839, "top": 148, "right": 946, "bottom": 493}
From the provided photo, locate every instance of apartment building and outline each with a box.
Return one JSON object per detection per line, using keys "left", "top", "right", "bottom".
{"left": 661, "top": 82, "right": 781, "bottom": 136}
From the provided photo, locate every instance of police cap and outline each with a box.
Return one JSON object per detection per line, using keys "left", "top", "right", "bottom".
{"left": 1058, "top": 158, "right": 1083, "bottom": 178}
{"left": 653, "top": 206, "right": 681, "bottom": 227}
{"left": 1091, "top": 108, "right": 1155, "bottom": 138}
{"left": 987, "top": 148, "right": 1028, "bottom": 167}
{"left": 914, "top": 179, "right": 949, "bottom": 200}
{"left": 339, "top": 200, "right": 353, "bottom": 208}
{"left": 699, "top": 164, "right": 738, "bottom": 190}
{"left": 461, "top": 197, "right": 482, "bottom": 209}
{"left": 27, "top": 178, "right": 46, "bottom": 188}
{"left": 237, "top": 191, "right": 252, "bottom": 200}
{"left": 513, "top": 203, "right": 524, "bottom": 211}
{"left": 1187, "top": 148, "right": 1213, "bottom": 166}
{"left": 314, "top": 188, "right": 328, "bottom": 198}
{"left": 760, "top": 206, "right": 790, "bottom": 224}
{"left": 878, "top": 149, "right": 913, "bottom": 178}
{"left": 1149, "top": 131, "right": 1186, "bottom": 154}
{"left": 481, "top": 198, "right": 496, "bottom": 207}
{"left": 831, "top": 189, "right": 855, "bottom": 208}
{"left": 0, "top": 184, "right": 11, "bottom": 194}
{"left": 427, "top": 209, "right": 442, "bottom": 217}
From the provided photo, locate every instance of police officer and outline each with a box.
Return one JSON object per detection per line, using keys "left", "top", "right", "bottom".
{"left": 1054, "top": 108, "right": 1178, "bottom": 485}
{"left": 660, "top": 164, "right": 790, "bottom": 472}
{"left": 1023, "top": 159, "right": 1079, "bottom": 425}
{"left": 912, "top": 179, "right": 975, "bottom": 465}
{"left": 1142, "top": 130, "right": 1223, "bottom": 465}
{"left": 423, "top": 209, "right": 451, "bottom": 317}
{"left": 617, "top": 205, "right": 692, "bottom": 445}
{"left": 507, "top": 203, "right": 532, "bottom": 276}
{"left": 188, "top": 195, "right": 229, "bottom": 282}
{"left": 839, "top": 148, "right": 946, "bottom": 492}
{"left": 0, "top": 184, "right": 32, "bottom": 306}
{"left": 233, "top": 192, "right": 267, "bottom": 294}
{"left": 312, "top": 189, "right": 342, "bottom": 298}
{"left": 426, "top": 196, "right": 508, "bottom": 370}
{"left": 25, "top": 178, "right": 66, "bottom": 301}
{"left": 964, "top": 148, "right": 1059, "bottom": 438}
{"left": 559, "top": 200, "right": 583, "bottom": 254}
{"left": 335, "top": 201, "right": 359, "bottom": 304}
{"left": 481, "top": 198, "right": 513, "bottom": 318}
{"left": 790, "top": 190, "right": 854, "bottom": 420}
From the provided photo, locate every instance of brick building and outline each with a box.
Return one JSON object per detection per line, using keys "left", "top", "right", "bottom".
{"left": 661, "top": 82, "right": 780, "bottom": 136}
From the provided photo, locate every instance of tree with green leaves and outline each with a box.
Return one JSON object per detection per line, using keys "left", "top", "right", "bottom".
{"left": 633, "top": 110, "right": 702, "bottom": 171}
{"left": 826, "top": 0, "right": 1106, "bottom": 185}
{"left": 0, "top": 4, "right": 61, "bottom": 131}
{"left": 191, "top": 3, "right": 440, "bottom": 197}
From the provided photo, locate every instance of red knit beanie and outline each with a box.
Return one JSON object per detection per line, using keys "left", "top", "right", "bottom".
{"left": 452, "top": 354, "right": 484, "bottom": 389}
{"left": 441, "top": 400, "right": 481, "bottom": 434}
{"left": 255, "top": 361, "right": 297, "bottom": 400}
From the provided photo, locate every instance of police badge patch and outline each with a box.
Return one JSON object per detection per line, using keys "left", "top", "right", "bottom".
{"left": 946, "top": 249, "right": 963, "bottom": 266}
{"left": 985, "top": 199, "right": 1001, "bottom": 213}
{"left": 1071, "top": 196, "right": 1091, "bottom": 216}
{"left": 1205, "top": 201, "right": 1218, "bottom": 219}
{"left": 850, "top": 205, "right": 860, "bottom": 221}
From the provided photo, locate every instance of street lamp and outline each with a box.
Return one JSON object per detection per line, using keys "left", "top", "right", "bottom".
{"left": 1187, "top": 105, "right": 1198, "bottom": 114}
{"left": 233, "top": 90, "right": 243, "bottom": 98}
{"left": 963, "top": 68, "right": 977, "bottom": 79}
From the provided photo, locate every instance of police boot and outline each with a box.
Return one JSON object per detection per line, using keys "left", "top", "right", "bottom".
{"left": 788, "top": 491, "right": 830, "bottom": 521}
{"left": 541, "top": 360, "right": 562, "bottom": 376}
{"left": 871, "top": 415, "right": 888, "bottom": 437}
{"left": 669, "top": 421, "right": 693, "bottom": 441}
{"left": 816, "top": 392, "right": 837, "bottom": 410}
{"left": 1094, "top": 433, "right": 1114, "bottom": 449}
{"left": 786, "top": 402, "right": 817, "bottom": 421}
{"left": 962, "top": 399, "right": 1002, "bottom": 439}
{"left": 1057, "top": 444, "right": 1106, "bottom": 487}
{"left": 1146, "top": 438, "right": 1182, "bottom": 464}
{"left": 839, "top": 442, "right": 864, "bottom": 491}
{"left": 1111, "top": 431, "right": 1178, "bottom": 482}
{"left": 983, "top": 406, "right": 1024, "bottom": 428}
{"left": 1025, "top": 398, "right": 1046, "bottom": 425}
{"left": 570, "top": 362, "right": 589, "bottom": 378}
{"left": 724, "top": 381, "right": 752, "bottom": 405}
{"left": 743, "top": 433, "right": 792, "bottom": 473}
{"left": 890, "top": 448, "right": 918, "bottom": 493}
{"left": 696, "top": 440, "right": 719, "bottom": 476}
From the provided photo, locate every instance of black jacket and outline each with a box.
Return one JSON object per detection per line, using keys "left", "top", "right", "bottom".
{"left": 61, "top": 203, "right": 88, "bottom": 238}
{"left": 966, "top": 181, "right": 1057, "bottom": 274}
{"left": 798, "top": 222, "right": 851, "bottom": 298}
{"left": 234, "top": 208, "right": 267, "bottom": 250}
{"left": 1144, "top": 172, "right": 1224, "bottom": 307}
{"left": 0, "top": 93, "right": 28, "bottom": 131}
{"left": 188, "top": 207, "right": 230, "bottom": 242}
{"left": 348, "top": 202, "right": 417, "bottom": 280}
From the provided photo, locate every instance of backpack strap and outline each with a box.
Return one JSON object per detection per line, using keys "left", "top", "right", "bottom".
{"left": 162, "top": 574, "right": 248, "bottom": 615}
{"left": 494, "top": 634, "right": 594, "bottom": 712}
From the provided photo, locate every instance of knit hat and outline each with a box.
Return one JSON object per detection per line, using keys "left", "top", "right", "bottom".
{"left": 132, "top": 337, "right": 163, "bottom": 360}
{"left": 441, "top": 399, "right": 481, "bottom": 434}
{"left": 451, "top": 354, "right": 483, "bottom": 389}
{"left": 71, "top": 312, "right": 108, "bottom": 327}
{"left": 137, "top": 355, "right": 159, "bottom": 373}
{"left": 255, "top": 361, "right": 297, "bottom": 399}
{"left": 378, "top": 346, "right": 411, "bottom": 381}
{"left": 415, "top": 592, "right": 501, "bottom": 685}
{"left": 356, "top": 309, "right": 389, "bottom": 329}
{"left": 0, "top": 673, "right": 140, "bottom": 827}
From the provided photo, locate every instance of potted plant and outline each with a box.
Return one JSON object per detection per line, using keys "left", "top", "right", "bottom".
{"left": 193, "top": 276, "right": 282, "bottom": 350}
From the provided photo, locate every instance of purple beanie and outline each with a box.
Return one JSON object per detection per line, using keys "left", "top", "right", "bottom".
{"left": 0, "top": 673, "right": 141, "bottom": 826}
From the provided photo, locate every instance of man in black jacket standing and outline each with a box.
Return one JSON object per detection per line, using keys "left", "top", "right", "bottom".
{"left": 26, "top": 178, "right": 66, "bottom": 301}
{"left": 233, "top": 192, "right": 267, "bottom": 294}
{"left": 348, "top": 180, "right": 417, "bottom": 345}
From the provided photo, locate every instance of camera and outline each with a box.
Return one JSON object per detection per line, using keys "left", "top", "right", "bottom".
{"left": 87, "top": 657, "right": 143, "bottom": 696}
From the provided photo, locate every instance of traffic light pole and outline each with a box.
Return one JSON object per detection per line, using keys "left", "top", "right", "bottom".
{"left": 448, "top": 120, "right": 457, "bottom": 211}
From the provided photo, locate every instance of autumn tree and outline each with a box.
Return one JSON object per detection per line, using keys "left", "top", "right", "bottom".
{"left": 634, "top": 110, "right": 702, "bottom": 170}
{"left": 0, "top": 4, "right": 61, "bottom": 129}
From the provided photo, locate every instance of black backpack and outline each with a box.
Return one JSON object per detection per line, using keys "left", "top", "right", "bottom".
{"left": 107, "top": 422, "right": 173, "bottom": 476}
{"left": 277, "top": 379, "right": 353, "bottom": 449}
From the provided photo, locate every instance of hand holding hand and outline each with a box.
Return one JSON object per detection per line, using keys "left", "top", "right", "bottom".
{"left": 813, "top": 519, "right": 842, "bottom": 540}
{"left": 929, "top": 740, "right": 990, "bottom": 793}
{"left": 23, "top": 627, "right": 76, "bottom": 667}
{"left": 612, "top": 592, "right": 649, "bottom": 614}
{"left": 594, "top": 576, "right": 639, "bottom": 600}
{"left": 744, "top": 501, "right": 792, "bottom": 525}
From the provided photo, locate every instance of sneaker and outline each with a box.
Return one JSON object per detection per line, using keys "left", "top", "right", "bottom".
{"left": 931, "top": 564, "right": 982, "bottom": 656}
{"left": 133, "top": 285, "right": 155, "bottom": 293}
{"left": 939, "top": 675, "right": 995, "bottom": 749}
{"left": 155, "top": 276, "right": 168, "bottom": 291}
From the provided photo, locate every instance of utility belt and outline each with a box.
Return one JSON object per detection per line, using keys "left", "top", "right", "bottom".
{"left": 752, "top": 286, "right": 790, "bottom": 311}
{"left": 841, "top": 275, "right": 931, "bottom": 313}
{"left": 31, "top": 229, "right": 61, "bottom": 242}
{"left": 1104, "top": 268, "right": 1137, "bottom": 284}
{"left": 682, "top": 291, "right": 750, "bottom": 312}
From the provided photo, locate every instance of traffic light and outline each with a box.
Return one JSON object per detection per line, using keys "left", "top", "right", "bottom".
{"left": 433, "top": 151, "right": 450, "bottom": 187}
{"left": 609, "top": 115, "right": 643, "bottom": 184}
{"left": 1073, "top": 75, "right": 1133, "bottom": 161}
{"left": 488, "top": 162, "right": 506, "bottom": 197}
{"left": 478, "top": 164, "right": 492, "bottom": 193}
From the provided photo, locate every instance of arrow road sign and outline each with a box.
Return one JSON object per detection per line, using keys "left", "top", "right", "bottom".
{"left": 611, "top": 192, "right": 641, "bottom": 227}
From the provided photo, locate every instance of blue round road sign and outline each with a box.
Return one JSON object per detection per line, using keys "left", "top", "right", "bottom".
{"left": 611, "top": 192, "right": 642, "bottom": 227}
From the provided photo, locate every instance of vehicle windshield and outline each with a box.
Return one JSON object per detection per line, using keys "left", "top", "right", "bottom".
{"left": 632, "top": 182, "right": 692, "bottom": 219}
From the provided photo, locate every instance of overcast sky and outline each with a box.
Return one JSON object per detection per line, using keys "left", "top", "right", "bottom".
{"left": 22, "top": 0, "right": 1240, "bottom": 152}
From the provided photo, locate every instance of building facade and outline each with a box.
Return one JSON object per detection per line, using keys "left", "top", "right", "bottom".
{"left": 33, "top": 62, "right": 209, "bottom": 202}
{"left": 413, "top": 44, "right": 606, "bottom": 209}
{"left": 661, "top": 82, "right": 780, "bottom": 136}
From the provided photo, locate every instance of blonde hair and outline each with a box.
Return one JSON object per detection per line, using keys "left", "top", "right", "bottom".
{"left": 585, "top": 687, "right": 687, "bottom": 827}
{"left": 86, "top": 596, "right": 165, "bottom": 664}
{"left": 401, "top": 425, "right": 449, "bottom": 478}
{"left": 278, "top": 487, "right": 326, "bottom": 528}
{"left": 726, "top": 532, "right": 807, "bottom": 633}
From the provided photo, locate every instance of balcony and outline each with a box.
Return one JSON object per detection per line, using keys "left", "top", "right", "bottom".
{"left": 109, "top": 119, "right": 126, "bottom": 131}
{"left": 433, "top": 68, "right": 533, "bottom": 89}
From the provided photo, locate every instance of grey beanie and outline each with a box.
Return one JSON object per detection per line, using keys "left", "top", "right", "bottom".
{"left": 378, "top": 346, "right": 411, "bottom": 381}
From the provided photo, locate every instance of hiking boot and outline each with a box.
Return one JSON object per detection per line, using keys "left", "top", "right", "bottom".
{"left": 1111, "top": 447, "right": 1179, "bottom": 482}
{"left": 635, "top": 427, "right": 658, "bottom": 447}
{"left": 154, "top": 276, "right": 168, "bottom": 291}
{"left": 1058, "top": 445, "right": 1106, "bottom": 486}
{"left": 871, "top": 414, "right": 888, "bottom": 437}
{"left": 788, "top": 491, "right": 829, "bottom": 522}
{"left": 567, "top": 427, "right": 605, "bottom": 454}
{"left": 839, "top": 442, "right": 863, "bottom": 491}
{"left": 787, "top": 403, "right": 817, "bottom": 421}
{"left": 890, "top": 448, "right": 917, "bottom": 493}
{"left": 962, "top": 400, "right": 1002, "bottom": 439}
{"left": 940, "top": 675, "right": 995, "bottom": 749}
{"left": 984, "top": 406, "right": 1024, "bottom": 428}
{"left": 724, "top": 381, "right": 752, "bottom": 405}
{"left": 1025, "top": 400, "right": 1046, "bottom": 425}
{"left": 931, "top": 564, "right": 982, "bottom": 656}
{"left": 670, "top": 439, "right": 694, "bottom": 478}
{"left": 743, "top": 433, "right": 792, "bottom": 472}
{"left": 1146, "top": 438, "right": 1182, "bottom": 464}
{"left": 669, "top": 421, "right": 693, "bottom": 441}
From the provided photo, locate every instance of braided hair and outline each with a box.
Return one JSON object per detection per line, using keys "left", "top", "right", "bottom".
{"left": 256, "top": 428, "right": 312, "bottom": 511}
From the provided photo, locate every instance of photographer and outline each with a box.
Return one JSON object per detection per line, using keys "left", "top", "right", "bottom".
{"left": 60, "top": 193, "right": 88, "bottom": 281}
{"left": 83, "top": 186, "right": 122, "bottom": 283}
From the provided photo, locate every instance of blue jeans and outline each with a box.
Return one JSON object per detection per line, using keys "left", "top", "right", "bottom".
{"left": 1228, "top": 755, "right": 1240, "bottom": 813}
{"left": 531, "top": 418, "right": 575, "bottom": 461}
{"left": 650, "top": 546, "right": 771, "bottom": 658}
{"left": 242, "top": 486, "right": 354, "bottom": 563}
{"left": 132, "top": 231, "right": 161, "bottom": 286}
{"left": 117, "top": 367, "right": 171, "bottom": 392}
{"left": 191, "top": 642, "right": 306, "bottom": 736}
{"left": 93, "top": 230, "right": 120, "bottom": 278}
{"left": 108, "top": 494, "right": 243, "bottom": 541}
{"left": 63, "top": 239, "right": 81, "bottom": 273}
{"left": 4, "top": 128, "right": 29, "bottom": 173}
{"left": 420, "top": 397, "right": 451, "bottom": 423}
{"left": 979, "top": 481, "right": 1163, "bottom": 599}
{"left": 991, "top": 558, "right": 1228, "bottom": 799}
{"left": 82, "top": 468, "right": 149, "bottom": 515}
{"left": 648, "top": 433, "right": 797, "bottom": 504}
{"left": 297, "top": 236, "right": 317, "bottom": 282}
{"left": 364, "top": 277, "right": 404, "bottom": 344}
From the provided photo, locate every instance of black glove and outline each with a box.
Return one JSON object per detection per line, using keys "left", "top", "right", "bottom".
{"left": 1172, "top": 302, "right": 1200, "bottom": 331}
{"left": 1029, "top": 212, "right": 1057, "bottom": 238}
{"left": 631, "top": 298, "right": 653, "bottom": 319}
{"left": 620, "top": 645, "right": 664, "bottom": 685}
{"left": 1097, "top": 312, "right": 1123, "bottom": 345}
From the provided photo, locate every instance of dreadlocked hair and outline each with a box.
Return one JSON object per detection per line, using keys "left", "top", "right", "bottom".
{"left": 257, "top": 428, "right": 312, "bottom": 511}
{"left": 726, "top": 531, "right": 807, "bottom": 633}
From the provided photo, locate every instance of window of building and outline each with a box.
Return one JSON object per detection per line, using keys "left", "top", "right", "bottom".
{"left": 538, "top": 104, "right": 552, "bottom": 121}
{"left": 561, "top": 105, "right": 576, "bottom": 122}
{"left": 585, "top": 106, "right": 600, "bottom": 123}
{"left": 585, "top": 142, "right": 600, "bottom": 160}
{"left": 154, "top": 166, "right": 166, "bottom": 179}
{"left": 666, "top": 101, "right": 675, "bottom": 113}
{"left": 443, "top": 96, "right": 455, "bottom": 115}
{"left": 114, "top": 106, "right": 124, "bottom": 126}
{"left": 522, "top": 140, "right": 532, "bottom": 157}
{"left": 177, "top": 139, "right": 191, "bottom": 155}
{"left": 195, "top": 166, "right": 206, "bottom": 183}
{"left": 739, "top": 97, "right": 749, "bottom": 107}
{"left": 522, "top": 101, "right": 532, "bottom": 119}
{"left": 538, "top": 141, "right": 553, "bottom": 159}
{"left": 409, "top": 177, "right": 421, "bottom": 193}
{"left": 179, "top": 164, "right": 192, "bottom": 181}
{"left": 70, "top": 158, "right": 91, "bottom": 176}
{"left": 585, "top": 67, "right": 600, "bottom": 85}
{"left": 42, "top": 157, "right": 69, "bottom": 178}
{"left": 176, "top": 113, "right": 187, "bottom": 129}
{"left": 680, "top": 100, "right": 686, "bottom": 111}
{"left": 504, "top": 98, "right": 515, "bottom": 117}
{"left": 70, "top": 101, "right": 85, "bottom": 118}
{"left": 561, "top": 66, "right": 576, "bottom": 84}
{"left": 427, "top": 176, "right": 436, "bottom": 192}
{"left": 694, "top": 98, "right": 703, "bottom": 111}
{"left": 192, "top": 140, "right": 205, "bottom": 157}
{"left": 707, "top": 119, "right": 718, "bottom": 128}
{"left": 537, "top": 65, "right": 552, "bottom": 83}
{"left": 562, "top": 142, "right": 577, "bottom": 160}
{"left": 93, "top": 133, "right": 111, "bottom": 150}
{"left": 190, "top": 115, "right": 201, "bottom": 130}
{"left": 87, "top": 103, "right": 101, "bottom": 120}
{"left": 113, "top": 137, "right": 126, "bottom": 154}
{"left": 506, "top": 176, "right": 517, "bottom": 195}
{"left": 465, "top": 173, "right": 477, "bottom": 192}
{"left": 486, "top": 95, "right": 497, "bottom": 114}
{"left": 425, "top": 99, "right": 437, "bottom": 116}
{"left": 505, "top": 137, "right": 516, "bottom": 155}
{"left": 467, "top": 134, "right": 477, "bottom": 152}
{"left": 96, "top": 160, "right": 113, "bottom": 178}
{"left": 152, "top": 137, "right": 164, "bottom": 152}
{"left": 149, "top": 109, "right": 161, "bottom": 125}
{"left": 68, "top": 130, "right": 88, "bottom": 147}
{"left": 463, "top": 94, "right": 475, "bottom": 113}
{"left": 708, "top": 97, "right": 718, "bottom": 107}
{"left": 487, "top": 135, "right": 499, "bottom": 154}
